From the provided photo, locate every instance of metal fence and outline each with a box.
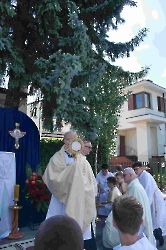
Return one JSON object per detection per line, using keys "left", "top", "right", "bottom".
{"left": 148, "top": 159, "right": 166, "bottom": 191}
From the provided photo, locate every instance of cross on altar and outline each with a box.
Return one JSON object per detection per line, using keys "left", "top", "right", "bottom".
{"left": 8, "top": 123, "right": 26, "bottom": 149}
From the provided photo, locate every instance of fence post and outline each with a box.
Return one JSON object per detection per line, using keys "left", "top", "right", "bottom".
{"left": 94, "top": 144, "right": 98, "bottom": 177}
{"left": 161, "top": 160, "right": 166, "bottom": 191}
{"left": 149, "top": 158, "right": 158, "bottom": 185}
{"left": 159, "top": 162, "right": 162, "bottom": 190}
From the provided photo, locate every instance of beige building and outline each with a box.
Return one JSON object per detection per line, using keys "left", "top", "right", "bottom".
{"left": 115, "top": 80, "right": 166, "bottom": 163}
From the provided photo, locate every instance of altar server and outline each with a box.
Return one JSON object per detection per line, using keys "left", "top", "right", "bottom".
{"left": 96, "top": 164, "right": 114, "bottom": 216}
{"left": 112, "top": 195, "right": 157, "bottom": 250}
{"left": 133, "top": 161, "right": 166, "bottom": 246}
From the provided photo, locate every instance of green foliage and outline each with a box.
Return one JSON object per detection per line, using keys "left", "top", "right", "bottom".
{"left": 1, "top": 0, "right": 148, "bottom": 161}
{"left": 39, "top": 138, "right": 111, "bottom": 175}
{"left": 39, "top": 138, "right": 63, "bottom": 173}
{"left": 86, "top": 141, "right": 111, "bottom": 174}
{"left": 153, "top": 173, "right": 166, "bottom": 190}
{"left": 25, "top": 163, "right": 32, "bottom": 179}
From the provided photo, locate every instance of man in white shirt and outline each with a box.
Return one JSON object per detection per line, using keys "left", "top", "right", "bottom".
{"left": 96, "top": 164, "right": 114, "bottom": 216}
{"left": 112, "top": 195, "right": 157, "bottom": 250}
{"left": 42, "top": 131, "right": 97, "bottom": 250}
{"left": 133, "top": 161, "right": 166, "bottom": 246}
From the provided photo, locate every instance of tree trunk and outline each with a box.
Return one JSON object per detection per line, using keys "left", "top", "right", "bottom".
{"left": 4, "top": 77, "right": 27, "bottom": 109}
{"left": 94, "top": 144, "right": 99, "bottom": 176}
{"left": 4, "top": 88, "right": 21, "bottom": 109}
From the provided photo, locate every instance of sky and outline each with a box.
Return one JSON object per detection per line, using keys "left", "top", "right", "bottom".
{"left": 28, "top": 0, "right": 166, "bottom": 103}
{"left": 108, "top": 0, "right": 166, "bottom": 89}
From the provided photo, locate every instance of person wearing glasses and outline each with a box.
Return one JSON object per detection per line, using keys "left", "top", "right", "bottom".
{"left": 133, "top": 161, "right": 166, "bottom": 246}
{"left": 102, "top": 167, "right": 155, "bottom": 249}
{"left": 83, "top": 141, "right": 93, "bottom": 155}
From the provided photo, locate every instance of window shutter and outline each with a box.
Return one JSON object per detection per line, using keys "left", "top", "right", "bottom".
{"left": 128, "top": 94, "right": 135, "bottom": 110}
{"left": 157, "top": 96, "right": 161, "bottom": 111}
{"left": 161, "top": 97, "right": 164, "bottom": 112}
{"left": 164, "top": 98, "right": 166, "bottom": 113}
{"left": 142, "top": 92, "right": 145, "bottom": 107}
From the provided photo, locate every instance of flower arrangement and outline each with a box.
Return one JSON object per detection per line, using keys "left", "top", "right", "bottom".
{"left": 25, "top": 172, "right": 51, "bottom": 213}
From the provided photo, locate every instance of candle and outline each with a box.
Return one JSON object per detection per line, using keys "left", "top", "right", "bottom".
{"left": 14, "top": 185, "right": 20, "bottom": 200}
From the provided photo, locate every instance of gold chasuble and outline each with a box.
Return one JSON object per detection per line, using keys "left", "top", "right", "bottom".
{"left": 43, "top": 145, "right": 96, "bottom": 234}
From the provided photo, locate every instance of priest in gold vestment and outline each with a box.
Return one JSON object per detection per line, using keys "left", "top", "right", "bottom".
{"left": 42, "top": 131, "right": 97, "bottom": 250}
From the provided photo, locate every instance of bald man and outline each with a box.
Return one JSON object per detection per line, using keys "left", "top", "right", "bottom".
{"left": 103, "top": 168, "right": 155, "bottom": 248}
{"left": 34, "top": 215, "right": 83, "bottom": 250}
{"left": 43, "top": 131, "right": 97, "bottom": 250}
{"left": 122, "top": 168, "right": 155, "bottom": 245}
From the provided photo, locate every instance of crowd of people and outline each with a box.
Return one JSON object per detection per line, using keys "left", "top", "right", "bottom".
{"left": 33, "top": 131, "right": 166, "bottom": 250}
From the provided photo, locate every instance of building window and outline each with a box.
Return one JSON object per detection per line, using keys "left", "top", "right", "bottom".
{"left": 30, "top": 106, "right": 37, "bottom": 117}
{"left": 157, "top": 96, "right": 166, "bottom": 112}
{"left": 144, "top": 93, "right": 151, "bottom": 108}
{"left": 135, "top": 93, "right": 143, "bottom": 109}
{"left": 128, "top": 92, "right": 151, "bottom": 110}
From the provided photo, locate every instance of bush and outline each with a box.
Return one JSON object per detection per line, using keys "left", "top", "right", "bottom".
{"left": 39, "top": 138, "right": 63, "bottom": 174}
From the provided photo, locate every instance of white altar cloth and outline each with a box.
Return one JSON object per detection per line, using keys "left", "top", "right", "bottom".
{"left": 0, "top": 152, "right": 16, "bottom": 239}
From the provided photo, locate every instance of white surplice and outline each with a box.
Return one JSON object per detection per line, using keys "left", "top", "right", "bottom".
{"left": 126, "top": 178, "right": 155, "bottom": 246}
{"left": 96, "top": 170, "right": 114, "bottom": 216}
{"left": 138, "top": 170, "right": 166, "bottom": 234}
{"left": 46, "top": 152, "right": 97, "bottom": 240}
{"left": 113, "top": 233, "right": 157, "bottom": 250}
{"left": 102, "top": 178, "right": 156, "bottom": 248}
{"left": 0, "top": 152, "right": 16, "bottom": 239}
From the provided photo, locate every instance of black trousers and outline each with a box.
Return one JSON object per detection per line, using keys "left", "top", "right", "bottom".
{"left": 84, "top": 223, "right": 97, "bottom": 250}
{"left": 153, "top": 228, "right": 164, "bottom": 246}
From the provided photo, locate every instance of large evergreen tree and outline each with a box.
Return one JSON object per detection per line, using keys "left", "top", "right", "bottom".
{"left": 0, "top": 0, "right": 148, "bottom": 161}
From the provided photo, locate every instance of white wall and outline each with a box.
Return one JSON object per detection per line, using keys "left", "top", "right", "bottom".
{"left": 136, "top": 122, "right": 151, "bottom": 162}
{"left": 118, "top": 102, "right": 136, "bottom": 130}
{"left": 157, "top": 124, "right": 166, "bottom": 155}
{"left": 125, "top": 129, "right": 137, "bottom": 154}
{"left": 150, "top": 126, "right": 158, "bottom": 156}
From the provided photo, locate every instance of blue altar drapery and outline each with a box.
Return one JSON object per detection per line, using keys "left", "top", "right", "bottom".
{"left": 0, "top": 108, "right": 40, "bottom": 227}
